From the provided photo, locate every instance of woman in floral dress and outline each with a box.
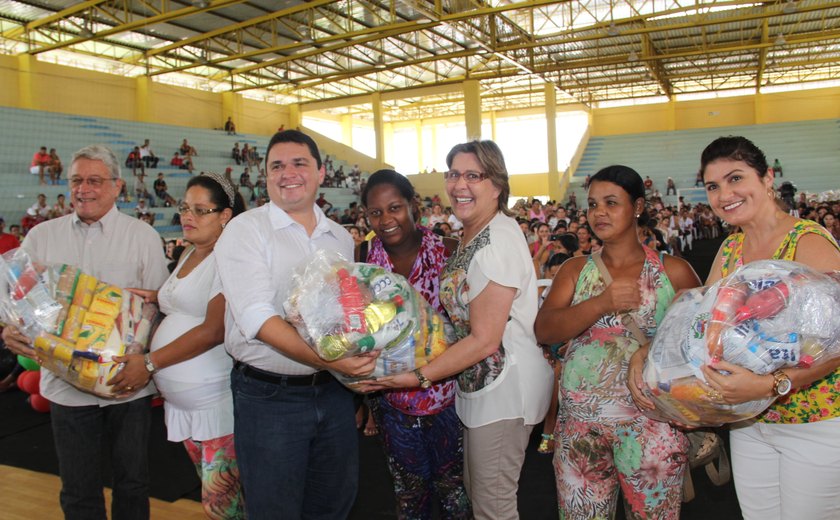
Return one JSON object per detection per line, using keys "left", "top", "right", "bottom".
{"left": 362, "top": 169, "right": 471, "bottom": 519}
{"left": 669, "top": 136, "right": 840, "bottom": 520}
{"left": 536, "top": 165, "right": 701, "bottom": 519}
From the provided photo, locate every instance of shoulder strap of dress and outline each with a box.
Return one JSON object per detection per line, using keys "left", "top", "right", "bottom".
{"left": 591, "top": 251, "right": 648, "bottom": 345}
{"left": 591, "top": 251, "right": 613, "bottom": 285}
{"left": 776, "top": 220, "right": 840, "bottom": 260}
{"left": 720, "top": 232, "right": 743, "bottom": 277}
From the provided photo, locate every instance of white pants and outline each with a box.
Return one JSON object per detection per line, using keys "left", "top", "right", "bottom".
{"left": 730, "top": 416, "right": 840, "bottom": 520}
{"left": 463, "top": 418, "right": 533, "bottom": 520}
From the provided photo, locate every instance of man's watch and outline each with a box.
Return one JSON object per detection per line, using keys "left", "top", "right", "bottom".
{"left": 771, "top": 370, "right": 792, "bottom": 396}
{"left": 413, "top": 368, "right": 432, "bottom": 389}
{"left": 144, "top": 353, "right": 157, "bottom": 375}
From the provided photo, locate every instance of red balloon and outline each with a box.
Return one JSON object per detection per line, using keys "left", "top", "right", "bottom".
{"left": 29, "top": 393, "right": 51, "bottom": 413}
{"left": 17, "top": 370, "right": 40, "bottom": 395}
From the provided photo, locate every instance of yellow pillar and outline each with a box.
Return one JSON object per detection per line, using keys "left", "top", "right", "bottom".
{"left": 545, "top": 83, "right": 560, "bottom": 201}
{"left": 416, "top": 120, "right": 424, "bottom": 173}
{"left": 430, "top": 124, "right": 438, "bottom": 170}
{"left": 222, "top": 91, "right": 237, "bottom": 128}
{"left": 754, "top": 93, "right": 765, "bottom": 125}
{"left": 289, "top": 104, "right": 302, "bottom": 129}
{"left": 667, "top": 98, "right": 677, "bottom": 131}
{"left": 463, "top": 80, "right": 482, "bottom": 140}
{"left": 372, "top": 92, "right": 385, "bottom": 168}
{"left": 18, "top": 54, "right": 34, "bottom": 110}
{"left": 383, "top": 122, "right": 394, "bottom": 168}
{"left": 489, "top": 110, "right": 497, "bottom": 141}
{"left": 136, "top": 76, "right": 152, "bottom": 122}
{"left": 341, "top": 115, "right": 353, "bottom": 146}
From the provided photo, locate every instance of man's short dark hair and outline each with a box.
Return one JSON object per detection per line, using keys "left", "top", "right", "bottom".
{"left": 266, "top": 130, "right": 322, "bottom": 169}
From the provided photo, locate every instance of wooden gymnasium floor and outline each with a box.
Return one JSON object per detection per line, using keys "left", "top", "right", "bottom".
{"left": 1, "top": 465, "right": 206, "bottom": 519}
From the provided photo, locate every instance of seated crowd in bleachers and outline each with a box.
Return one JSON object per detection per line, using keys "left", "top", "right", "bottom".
{"left": 13, "top": 134, "right": 840, "bottom": 263}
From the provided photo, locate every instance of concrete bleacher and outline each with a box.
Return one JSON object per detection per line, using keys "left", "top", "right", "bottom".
{"left": 0, "top": 106, "right": 362, "bottom": 239}
{"left": 568, "top": 118, "right": 840, "bottom": 206}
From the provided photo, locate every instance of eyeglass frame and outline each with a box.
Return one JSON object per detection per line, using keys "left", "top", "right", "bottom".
{"left": 443, "top": 169, "right": 487, "bottom": 184}
{"left": 69, "top": 176, "right": 119, "bottom": 188}
{"left": 177, "top": 204, "right": 224, "bottom": 217}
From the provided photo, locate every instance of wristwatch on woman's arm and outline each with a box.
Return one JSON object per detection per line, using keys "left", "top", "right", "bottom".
{"left": 413, "top": 368, "right": 432, "bottom": 389}
{"left": 144, "top": 353, "right": 157, "bottom": 375}
{"left": 771, "top": 370, "right": 792, "bottom": 396}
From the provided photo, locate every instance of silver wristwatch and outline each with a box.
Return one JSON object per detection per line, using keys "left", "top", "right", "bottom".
{"left": 144, "top": 353, "right": 157, "bottom": 374}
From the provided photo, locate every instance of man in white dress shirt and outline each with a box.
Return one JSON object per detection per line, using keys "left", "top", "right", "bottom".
{"left": 3, "top": 144, "right": 169, "bottom": 520}
{"left": 215, "top": 130, "right": 377, "bottom": 519}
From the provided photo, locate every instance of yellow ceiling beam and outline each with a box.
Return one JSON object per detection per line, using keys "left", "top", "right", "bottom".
{"left": 28, "top": 0, "right": 249, "bottom": 55}
{"left": 756, "top": 18, "right": 770, "bottom": 90}
{"left": 2, "top": 0, "right": 109, "bottom": 39}
{"left": 132, "top": 0, "right": 337, "bottom": 63}
{"left": 149, "top": 0, "right": 563, "bottom": 76}
{"left": 230, "top": 0, "right": 840, "bottom": 95}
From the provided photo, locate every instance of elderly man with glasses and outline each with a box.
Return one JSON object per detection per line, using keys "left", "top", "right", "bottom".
{"left": 2, "top": 144, "right": 168, "bottom": 520}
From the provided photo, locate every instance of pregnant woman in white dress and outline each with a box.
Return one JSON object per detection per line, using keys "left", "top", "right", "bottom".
{"left": 109, "top": 173, "right": 246, "bottom": 519}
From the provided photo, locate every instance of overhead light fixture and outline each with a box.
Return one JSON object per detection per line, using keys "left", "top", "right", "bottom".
{"left": 607, "top": 23, "right": 619, "bottom": 36}
{"left": 782, "top": 0, "right": 797, "bottom": 14}
{"left": 192, "top": 0, "right": 210, "bottom": 8}
{"left": 374, "top": 56, "right": 387, "bottom": 69}
{"left": 299, "top": 26, "right": 313, "bottom": 44}
{"left": 774, "top": 34, "right": 786, "bottom": 46}
{"left": 628, "top": 50, "right": 639, "bottom": 62}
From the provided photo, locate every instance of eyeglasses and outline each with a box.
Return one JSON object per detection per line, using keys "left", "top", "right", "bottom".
{"left": 178, "top": 204, "right": 223, "bottom": 217}
{"left": 443, "top": 170, "right": 487, "bottom": 184}
{"left": 69, "top": 176, "right": 118, "bottom": 188}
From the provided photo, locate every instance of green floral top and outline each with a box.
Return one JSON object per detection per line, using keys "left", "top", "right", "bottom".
{"left": 720, "top": 219, "right": 840, "bottom": 424}
{"left": 561, "top": 246, "right": 676, "bottom": 422}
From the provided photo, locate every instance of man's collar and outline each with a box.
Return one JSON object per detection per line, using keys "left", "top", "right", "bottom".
{"left": 268, "top": 202, "right": 332, "bottom": 236}
{"left": 72, "top": 205, "right": 119, "bottom": 230}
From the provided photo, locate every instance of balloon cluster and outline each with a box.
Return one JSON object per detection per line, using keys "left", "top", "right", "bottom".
{"left": 642, "top": 260, "right": 840, "bottom": 426}
{"left": 16, "top": 355, "right": 49, "bottom": 412}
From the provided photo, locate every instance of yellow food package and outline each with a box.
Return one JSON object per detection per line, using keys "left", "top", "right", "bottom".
{"left": 78, "top": 359, "right": 99, "bottom": 389}
{"left": 95, "top": 284, "right": 122, "bottom": 302}
{"left": 71, "top": 273, "right": 97, "bottom": 308}
{"left": 76, "top": 313, "right": 113, "bottom": 352}
{"left": 55, "top": 265, "right": 80, "bottom": 303}
{"left": 34, "top": 334, "right": 75, "bottom": 364}
{"left": 91, "top": 328, "right": 126, "bottom": 395}
{"left": 53, "top": 342, "right": 75, "bottom": 365}
{"left": 54, "top": 300, "right": 71, "bottom": 336}
{"left": 60, "top": 305, "right": 87, "bottom": 342}
{"left": 88, "top": 288, "right": 122, "bottom": 320}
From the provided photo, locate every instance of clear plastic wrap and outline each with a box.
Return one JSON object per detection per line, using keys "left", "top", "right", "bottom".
{"left": 0, "top": 248, "right": 158, "bottom": 397}
{"left": 642, "top": 260, "right": 840, "bottom": 426}
{"left": 284, "top": 250, "right": 454, "bottom": 389}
